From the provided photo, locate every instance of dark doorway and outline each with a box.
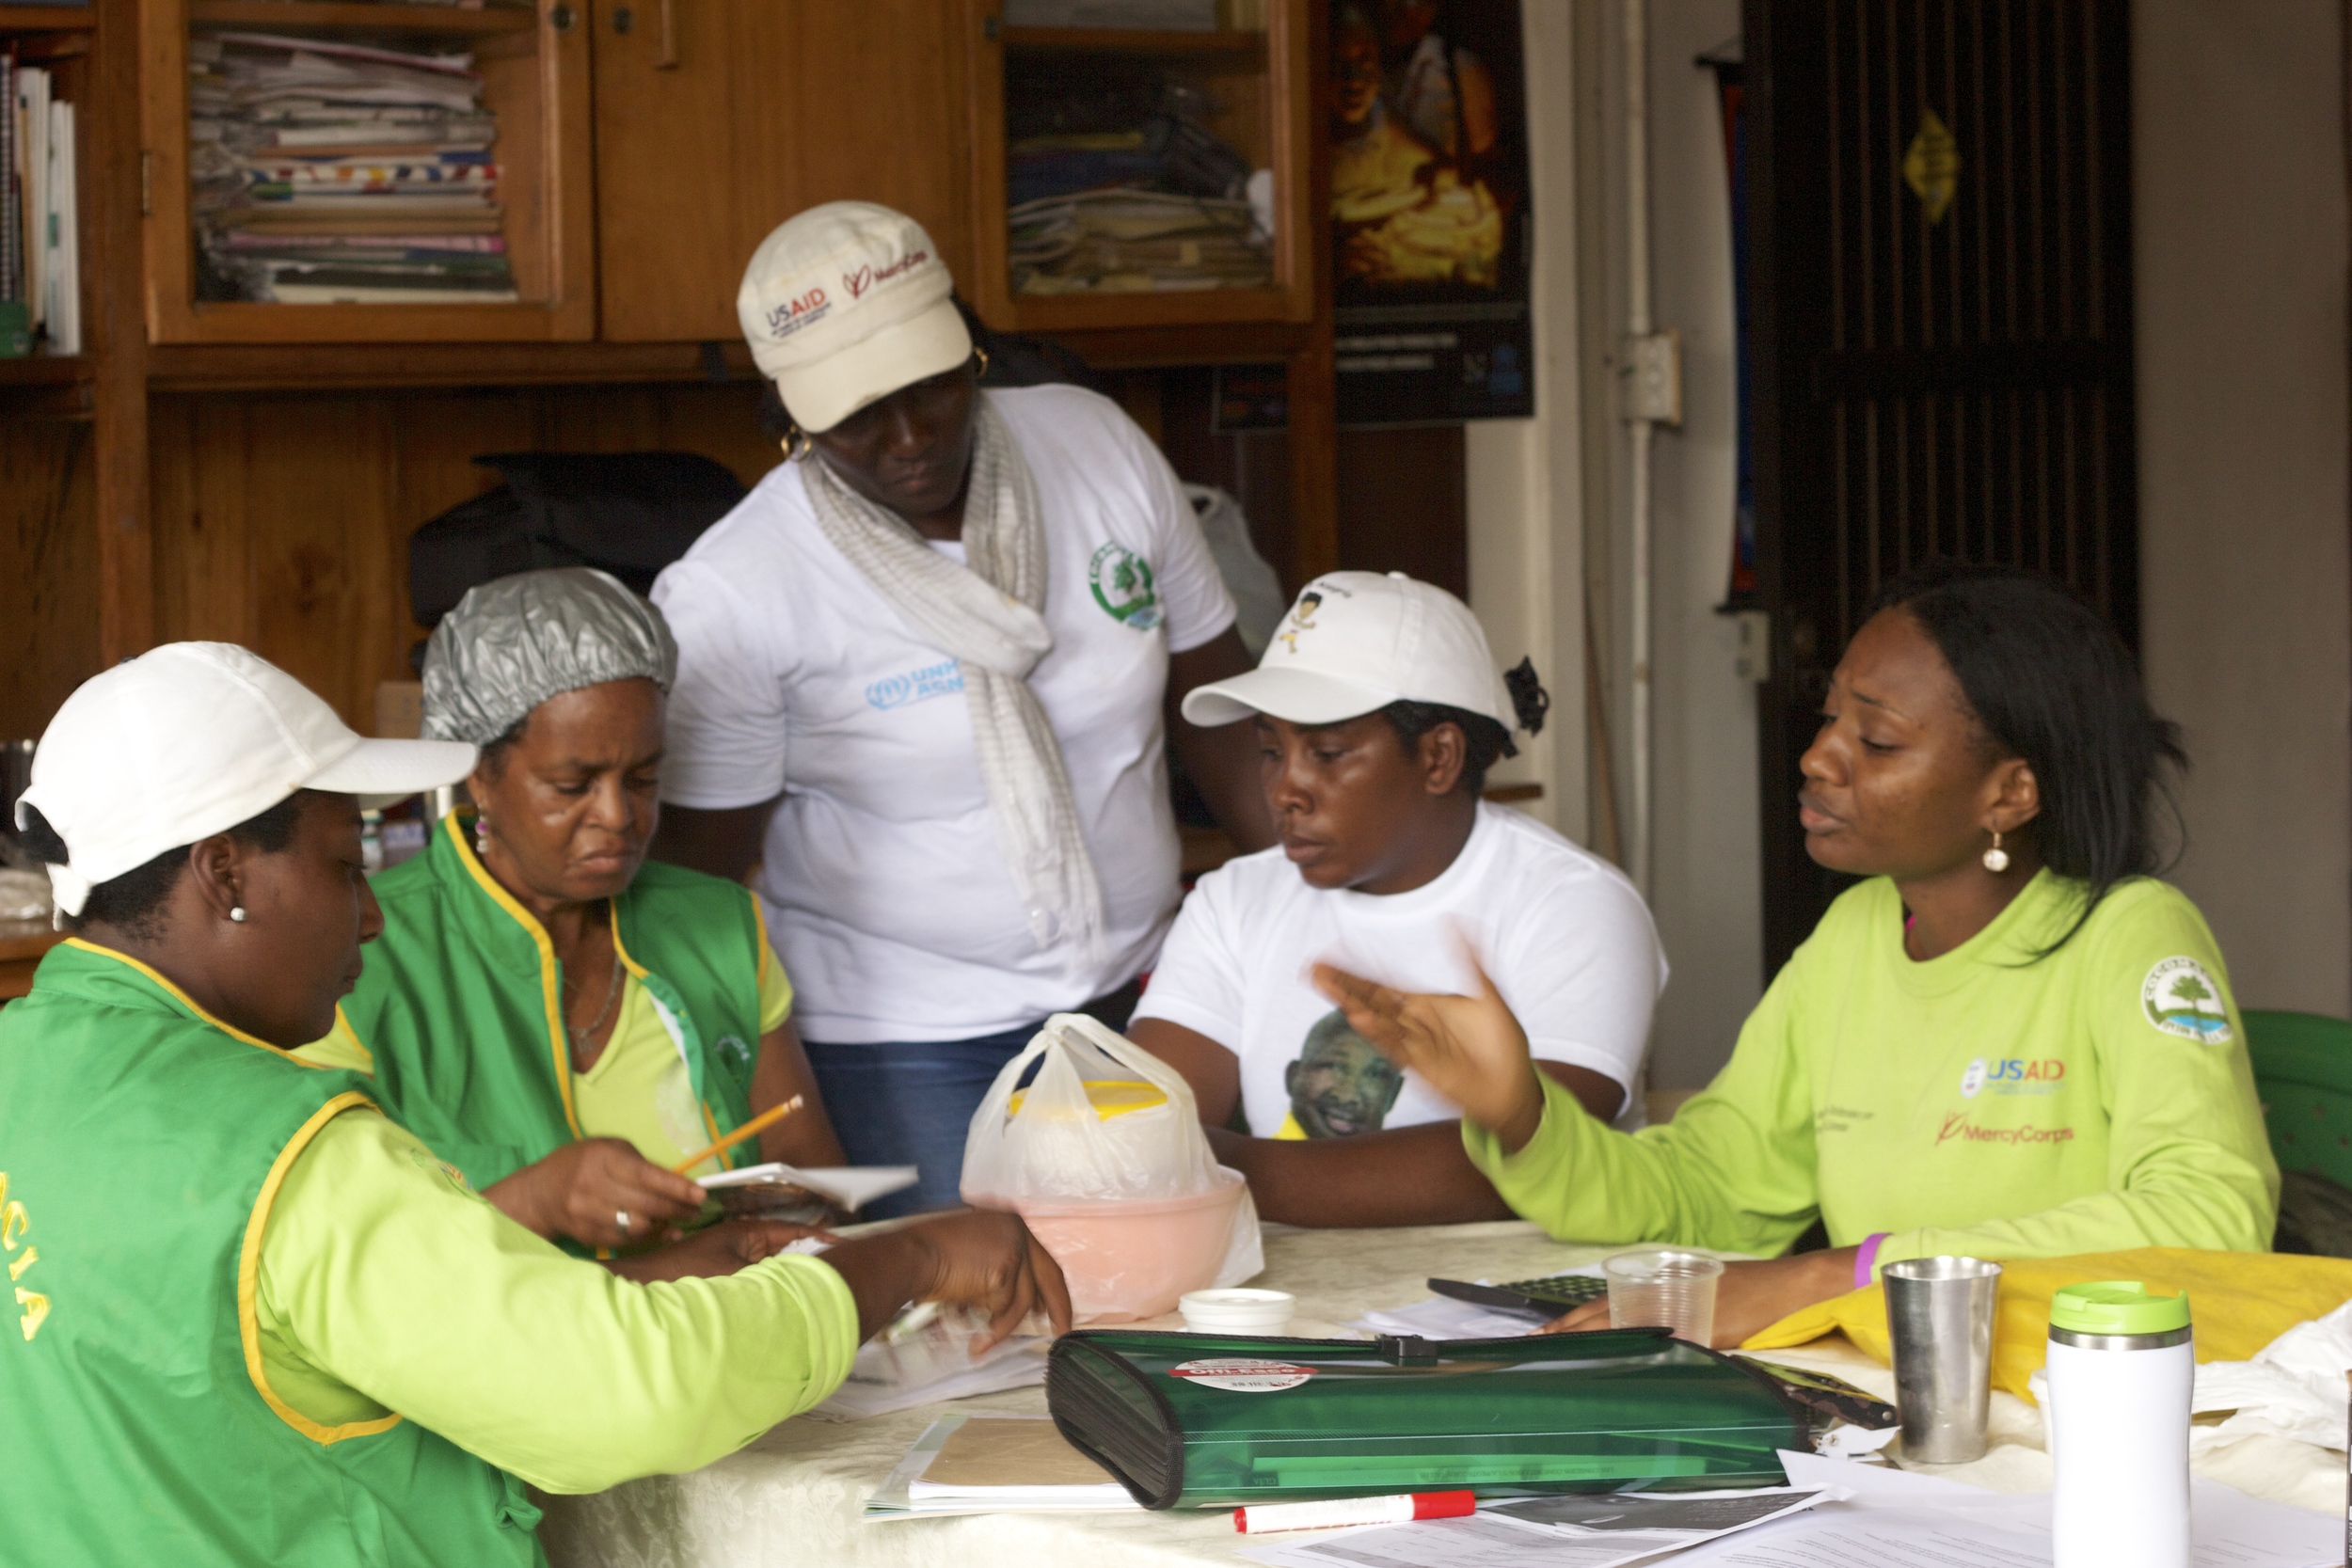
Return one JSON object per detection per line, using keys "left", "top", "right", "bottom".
{"left": 1743, "top": 0, "right": 2137, "bottom": 974}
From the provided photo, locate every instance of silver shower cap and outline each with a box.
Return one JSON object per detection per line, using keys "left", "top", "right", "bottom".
{"left": 421, "top": 567, "right": 679, "bottom": 746}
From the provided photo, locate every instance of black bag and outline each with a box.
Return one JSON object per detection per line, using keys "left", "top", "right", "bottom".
{"left": 407, "top": 451, "right": 748, "bottom": 631}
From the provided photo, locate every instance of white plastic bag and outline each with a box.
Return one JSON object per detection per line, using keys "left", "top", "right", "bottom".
{"left": 961, "top": 1014, "right": 1263, "bottom": 1319}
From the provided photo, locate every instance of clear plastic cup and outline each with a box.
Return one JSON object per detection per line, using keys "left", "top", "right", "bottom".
{"left": 1601, "top": 1249, "right": 1724, "bottom": 1343}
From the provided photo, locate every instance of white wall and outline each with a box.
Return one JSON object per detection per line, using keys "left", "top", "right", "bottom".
{"left": 1466, "top": 1, "right": 1588, "bottom": 838}
{"left": 1468, "top": 0, "right": 1764, "bottom": 1088}
{"left": 2135, "top": 0, "right": 2352, "bottom": 1017}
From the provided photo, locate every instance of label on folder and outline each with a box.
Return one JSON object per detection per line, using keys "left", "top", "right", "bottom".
{"left": 1168, "top": 1359, "right": 1317, "bottom": 1393}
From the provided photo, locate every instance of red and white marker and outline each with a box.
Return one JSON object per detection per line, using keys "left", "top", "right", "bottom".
{"left": 1232, "top": 1491, "right": 1477, "bottom": 1534}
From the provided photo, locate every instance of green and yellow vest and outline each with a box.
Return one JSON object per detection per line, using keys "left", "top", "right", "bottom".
{"left": 0, "top": 940, "right": 542, "bottom": 1567}
{"left": 339, "top": 815, "right": 762, "bottom": 1193}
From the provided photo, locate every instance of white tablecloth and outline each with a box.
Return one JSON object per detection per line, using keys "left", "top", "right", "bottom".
{"left": 538, "top": 1221, "right": 2344, "bottom": 1567}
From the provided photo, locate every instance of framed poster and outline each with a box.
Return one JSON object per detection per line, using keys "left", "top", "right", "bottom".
{"left": 1330, "top": 0, "right": 1534, "bottom": 426}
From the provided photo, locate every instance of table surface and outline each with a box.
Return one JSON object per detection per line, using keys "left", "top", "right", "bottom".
{"left": 536, "top": 1221, "right": 2345, "bottom": 1568}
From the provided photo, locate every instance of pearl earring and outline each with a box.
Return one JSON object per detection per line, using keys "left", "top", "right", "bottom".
{"left": 1982, "top": 830, "right": 2010, "bottom": 874}
{"left": 475, "top": 816, "right": 491, "bottom": 854}
{"left": 230, "top": 907, "right": 248, "bottom": 923}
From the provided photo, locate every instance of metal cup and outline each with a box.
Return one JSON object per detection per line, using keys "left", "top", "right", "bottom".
{"left": 1883, "top": 1255, "right": 2003, "bottom": 1464}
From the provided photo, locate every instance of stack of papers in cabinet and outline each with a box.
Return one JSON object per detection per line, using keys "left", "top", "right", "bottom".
{"left": 1009, "top": 189, "right": 1268, "bottom": 294}
{"left": 190, "top": 30, "right": 516, "bottom": 303}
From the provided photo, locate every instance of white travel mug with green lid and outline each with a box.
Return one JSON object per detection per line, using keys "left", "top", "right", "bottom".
{"left": 2046, "top": 1280, "right": 2193, "bottom": 1567}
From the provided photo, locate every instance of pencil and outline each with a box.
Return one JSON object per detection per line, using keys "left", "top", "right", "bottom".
{"left": 672, "top": 1094, "right": 803, "bottom": 1175}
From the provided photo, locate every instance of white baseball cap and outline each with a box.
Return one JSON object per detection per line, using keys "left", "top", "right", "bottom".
{"left": 15, "top": 642, "right": 476, "bottom": 916}
{"left": 1182, "top": 571, "right": 1515, "bottom": 729}
{"left": 737, "top": 200, "right": 973, "bottom": 435}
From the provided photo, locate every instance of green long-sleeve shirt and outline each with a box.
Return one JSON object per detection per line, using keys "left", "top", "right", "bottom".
{"left": 1469, "top": 872, "right": 2280, "bottom": 1271}
{"left": 252, "top": 1107, "right": 859, "bottom": 1494}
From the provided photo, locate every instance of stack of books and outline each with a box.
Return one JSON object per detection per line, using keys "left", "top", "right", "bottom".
{"left": 1009, "top": 188, "right": 1268, "bottom": 294}
{"left": 3, "top": 56, "right": 79, "bottom": 355}
{"left": 191, "top": 30, "right": 515, "bottom": 305}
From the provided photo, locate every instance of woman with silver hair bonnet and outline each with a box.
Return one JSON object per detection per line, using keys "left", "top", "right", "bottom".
{"left": 299, "top": 566, "right": 850, "bottom": 1255}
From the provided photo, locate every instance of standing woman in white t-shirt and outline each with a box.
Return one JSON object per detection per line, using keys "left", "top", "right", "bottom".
{"left": 650, "top": 202, "right": 1275, "bottom": 1214}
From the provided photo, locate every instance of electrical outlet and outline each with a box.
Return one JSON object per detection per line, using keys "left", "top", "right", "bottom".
{"left": 1628, "top": 330, "right": 1683, "bottom": 426}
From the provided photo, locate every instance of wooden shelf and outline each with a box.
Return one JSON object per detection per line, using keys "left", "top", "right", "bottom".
{"left": 186, "top": 0, "right": 537, "bottom": 34}
{"left": 146, "top": 338, "right": 760, "bottom": 390}
{"left": 0, "top": 354, "right": 92, "bottom": 386}
{"left": 999, "top": 25, "right": 1263, "bottom": 54}
{"left": 0, "top": 6, "right": 96, "bottom": 30}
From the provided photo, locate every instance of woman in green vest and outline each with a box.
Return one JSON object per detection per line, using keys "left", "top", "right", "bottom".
{"left": 301, "top": 568, "right": 851, "bottom": 1253}
{"left": 0, "top": 641, "right": 1066, "bottom": 1566}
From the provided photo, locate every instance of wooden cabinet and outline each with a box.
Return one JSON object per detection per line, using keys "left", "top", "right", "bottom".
{"left": 136, "top": 0, "right": 594, "bottom": 342}
{"left": 960, "top": 1, "right": 1316, "bottom": 335}
{"left": 589, "top": 0, "right": 974, "bottom": 343}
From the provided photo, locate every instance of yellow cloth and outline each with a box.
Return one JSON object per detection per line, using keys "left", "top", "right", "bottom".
{"left": 297, "top": 943, "right": 793, "bottom": 1174}
{"left": 253, "top": 1107, "right": 858, "bottom": 1492}
{"left": 1742, "top": 1247, "right": 2352, "bottom": 1402}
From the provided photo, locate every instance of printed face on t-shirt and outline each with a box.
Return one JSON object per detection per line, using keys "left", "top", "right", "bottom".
{"left": 1281, "top": 1008, "right": 1405, "bottom": 1137}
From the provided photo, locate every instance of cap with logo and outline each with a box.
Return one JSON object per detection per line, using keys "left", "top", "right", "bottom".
{"left": 1181, "top": 571, "right": 1514, "bottom": 730}
{"left": 736, "top": 199, "right": 974, "bottom": 436}
{"left": 14, "top": 642, "right": 477, "bottom": 916}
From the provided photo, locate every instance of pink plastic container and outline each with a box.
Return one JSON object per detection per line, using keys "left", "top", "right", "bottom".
{"left": 970, "top": 1167, "right": 1249, "bottom": 1323}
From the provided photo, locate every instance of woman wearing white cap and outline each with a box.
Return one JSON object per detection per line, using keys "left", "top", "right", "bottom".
{"left": 0, "top": 642, "right": 1066, "bottom": 1564}
{"left": 1128, "top": 572, "right": 1666, "bottom": 1226}
{"left": 650, "top": 200, "right": 1275, "bottom": 1213}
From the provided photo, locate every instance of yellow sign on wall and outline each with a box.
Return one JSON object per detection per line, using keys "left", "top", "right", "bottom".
{"left": 1904, "top": 109, "right": 1962, "bottom": 224}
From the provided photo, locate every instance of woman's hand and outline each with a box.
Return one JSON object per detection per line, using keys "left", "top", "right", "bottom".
{"left": 1542, "top": 1249, "right": 1860, "bottom": 1349}
{"left": 485, "top": 1136, "right": 709, "bottom": 1249}
{"left": 1311, "top": 949, "right": 1549, "bottom": 1151}
{"left": 600, "top": 1218, "right": 835, "bottom": 1283}
{"left": 821, "top": 1210, "right": 1074, "bottom": 1349}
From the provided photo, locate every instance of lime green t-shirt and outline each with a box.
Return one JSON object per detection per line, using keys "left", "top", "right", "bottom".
{"left": 299, "top": 945, "right": 792, "bottom": 1175}
{"left": 250, "top": 1106, "right": 857, "bottom": 1494}
{"left": 1469, "top": 871, "right": 2280, "bottom": 1271}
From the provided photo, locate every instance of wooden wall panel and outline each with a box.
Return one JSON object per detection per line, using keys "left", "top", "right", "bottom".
{"left": 149, "top": 383, "right": 777, "bottom": 730}
{"left": 0, "top": 420, "right": 101, "bottom": 743}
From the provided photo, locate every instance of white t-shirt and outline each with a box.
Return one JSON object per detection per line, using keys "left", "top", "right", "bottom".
{"left": 1132, "top": 801, "right": 1666, "bottom": 1138}
{"left": 653, "top": 385, "right": 1237, "bottom": 1044}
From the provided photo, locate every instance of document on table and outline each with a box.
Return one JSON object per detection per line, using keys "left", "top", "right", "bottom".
{"left": 1238, "top": 1487, "right": 1836, "bottom": 1568}
{"left": 1240, "top": 1455, "right": 2343, "bottom": 1568}
{"left": 695, "top": 1163, "right": 918, "bottom": 1212}
{"left": 864, "top": 1414, "right": 1141, "bottom": 1521}
{"left": 1659, "top": 1452, "right": 2345, "bottom": 1568}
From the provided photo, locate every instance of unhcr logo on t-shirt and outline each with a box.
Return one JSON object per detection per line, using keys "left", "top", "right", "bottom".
{"left": 866, "top": 658, "right": 966, "bottom": 711}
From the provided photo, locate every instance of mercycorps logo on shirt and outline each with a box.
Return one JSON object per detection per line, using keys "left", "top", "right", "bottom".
{"left": 1937, "top": 1113, "right": 2076, "bottom": 1148}
{"left": 1958, "top": 1055, "right": 2067, "bottom": 1098}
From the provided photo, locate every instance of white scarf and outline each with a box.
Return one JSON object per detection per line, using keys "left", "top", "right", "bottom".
{"left": 802, "top": 393, "right": 1107, "bottom": 967}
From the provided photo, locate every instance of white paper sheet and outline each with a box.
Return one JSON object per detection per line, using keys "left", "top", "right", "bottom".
{"left": 863, "top": 1414, "right": 1142, "bottom": 1521}
{"left": 696, "top": 1163, "right": 918, "bottom": 1212}
{"left": 1239, "top": 1488, "right": 1836, "bottom": 1568}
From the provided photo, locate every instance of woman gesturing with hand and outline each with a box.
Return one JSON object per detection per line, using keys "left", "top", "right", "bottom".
{"left": 1320, "top": 562, "right": 2277, "bottom": 1349}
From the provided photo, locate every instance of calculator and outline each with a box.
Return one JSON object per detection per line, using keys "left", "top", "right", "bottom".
{"left": 1425, "top": 1272, "right": 1613, "bottom": 1319}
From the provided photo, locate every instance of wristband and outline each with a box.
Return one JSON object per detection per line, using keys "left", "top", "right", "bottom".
{"left": 1853, "top": 1233, "right": 1890, "bottom": 1290}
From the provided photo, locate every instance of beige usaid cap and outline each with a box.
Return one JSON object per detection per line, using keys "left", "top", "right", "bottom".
{"left": 15, "top": 642, "right": 476, "bottom": 916}
{"left": 737, "top": 200, "right": 974, "bottom": 434}
{"left": 1182, "top": 572, "right": 1515, "bottom": 729}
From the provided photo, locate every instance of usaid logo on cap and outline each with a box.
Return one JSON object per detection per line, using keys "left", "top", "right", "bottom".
{"left": 763, "top": 286, "right": 830, "bottom": 341}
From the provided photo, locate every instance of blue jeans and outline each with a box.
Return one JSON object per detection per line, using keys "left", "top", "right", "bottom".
{"left": 803, "top": 982, "right": 1141, "bottom": 1221}
{"left": 803, "top": 1027, "right": 1035, "bottom": 1219}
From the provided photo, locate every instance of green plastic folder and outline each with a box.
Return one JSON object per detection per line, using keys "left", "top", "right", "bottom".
{"left": 1045, "top": 1328, "right": 1807, "bottom": 1510}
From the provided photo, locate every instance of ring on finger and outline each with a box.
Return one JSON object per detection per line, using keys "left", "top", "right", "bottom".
{"left": 616, "top": 1209, "right": 632, "bottom": 1238}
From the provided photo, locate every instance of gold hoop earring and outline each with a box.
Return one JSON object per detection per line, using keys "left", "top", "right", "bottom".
{"left": 972, "top": 346, "right": 991, "bottom": 377}
{"left": 780, "top": 427, "right": 814, "bottom": 463}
